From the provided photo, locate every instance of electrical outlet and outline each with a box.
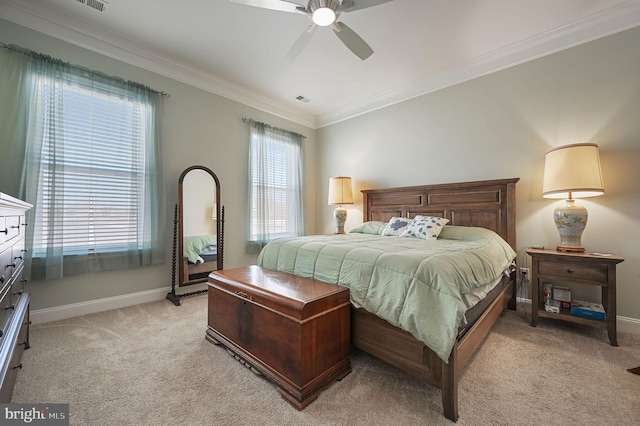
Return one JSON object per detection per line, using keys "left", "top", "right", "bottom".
{"left": 520, "top": 267, "right": 530, "bottom": 280}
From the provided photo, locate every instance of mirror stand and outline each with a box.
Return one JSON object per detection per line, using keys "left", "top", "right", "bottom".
{"left": 167, "top": 165, "right": 224, "bottom": 306}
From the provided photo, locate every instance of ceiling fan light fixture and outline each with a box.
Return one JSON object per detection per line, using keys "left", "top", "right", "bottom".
{"left": 312, "top": 7, "right": 336, "bottom": 26}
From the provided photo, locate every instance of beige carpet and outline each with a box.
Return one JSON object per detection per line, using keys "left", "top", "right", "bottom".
{"left": 13, "top": 295, "right": 640, "bottom": 425}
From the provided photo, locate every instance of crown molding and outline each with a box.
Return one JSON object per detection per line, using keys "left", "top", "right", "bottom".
{"left": 0, "top": 0, "right": 317, "bottom": 129}
{"left": 2, "top": 1, "right": 639, "bottom": 130}
{"left": 315, "top": 1, "right": 640, "bottom": 128}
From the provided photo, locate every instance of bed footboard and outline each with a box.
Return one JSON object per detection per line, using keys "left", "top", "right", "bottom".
{"left": 352, "top": 278, "right": 514, "bottom": 422}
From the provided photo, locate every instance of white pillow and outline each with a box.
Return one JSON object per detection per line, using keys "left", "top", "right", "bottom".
{"left": 401, "top": 216, "right": 450, "bottom": 240}
{"left": 382, "top": 217, "right": 413, "bottom": 236}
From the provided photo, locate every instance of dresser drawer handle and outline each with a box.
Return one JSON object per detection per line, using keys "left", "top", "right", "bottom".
{"left": 21, "top": 223, "right": 28, "bottom": 227}
{"left": 6, "top": 263, "right": 16, "bottom": 268}
{"left": 13, "top": 364, "right": 22, "bottom": 370}
{"left": 0, "top": 229, "right": 7, "bottom": 235}
{"left": 11, "top": 225, "right": 20, "bottom": 229}
{"left": 21, "top": 249, "right": 28, "bottom": 253}
{"left": 5, "top": 305, "right": 15, "bottom": 311}
{"left": 0, "top": 275, "right": 4, "bottom": 284}
{"left": 567, "top": 269, "right": 574, "bottom": 273}
{"left": 235, "top": 291, "right": 254, "bottom": 302}
{"left": 14, "top": 256, "right": 23, "bottom": 261}
{"left": 13, "top": 290, "right": 23, "bottom": 296}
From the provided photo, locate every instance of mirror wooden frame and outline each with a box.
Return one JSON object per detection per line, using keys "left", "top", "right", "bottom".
{"left": 167, "top": 165, "right": 224, "bottom": 306}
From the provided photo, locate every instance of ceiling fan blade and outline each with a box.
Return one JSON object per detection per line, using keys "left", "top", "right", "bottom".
{"left": 286, "top": 25, "right": 317, "bottom": 60}
{"left": 332, "top": 22, "right": 373, "bottom": 60}
{"left": 340, "top": 0, "right": 393, "bottom": 13}
{"left": 229, "top": 0, "right": 303, "bottom": 13}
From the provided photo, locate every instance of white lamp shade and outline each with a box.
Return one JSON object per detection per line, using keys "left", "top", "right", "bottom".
{"left": 542, "top": 143, "right": 604, "bottom": 199}
{"left": 328, "top": 176, "right": 353, "bottom": 205}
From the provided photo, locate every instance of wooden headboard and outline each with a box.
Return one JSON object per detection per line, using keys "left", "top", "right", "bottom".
{"left": 361, "top": 178, "right": 519, "bottom": 249}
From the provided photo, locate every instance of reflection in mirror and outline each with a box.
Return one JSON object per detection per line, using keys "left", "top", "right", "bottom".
{"left": 167, "top": 165, "right": 223, "bottom": 306}
{"left": 182, "top": 169, "right": 217, "bottom": 282}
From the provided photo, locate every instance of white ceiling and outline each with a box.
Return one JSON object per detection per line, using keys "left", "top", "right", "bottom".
{"left": 1, "top": 0, "right": 640, "bottom": 128}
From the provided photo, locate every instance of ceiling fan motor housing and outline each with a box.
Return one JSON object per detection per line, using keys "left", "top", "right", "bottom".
{"left": 308, "top": 0, "right": 341, "bottom": 14}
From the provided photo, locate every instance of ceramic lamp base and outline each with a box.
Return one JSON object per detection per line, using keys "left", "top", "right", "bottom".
{"left": 554, "top": 199, "right": 587, "bottom": 252}
{"left": 333, "top": 206, "right": 347, "bottom": 234}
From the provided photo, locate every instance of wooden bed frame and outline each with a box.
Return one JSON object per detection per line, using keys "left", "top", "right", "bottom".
{"left": 356, "top": 177, "right": 519, "bottom": 422}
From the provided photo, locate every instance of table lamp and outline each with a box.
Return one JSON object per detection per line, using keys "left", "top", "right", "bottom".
{"left": 542, "top": 143, "right": 604, "bottom": 252}
{"left": 328, "top": 176, "right": 353, "bottom": 234}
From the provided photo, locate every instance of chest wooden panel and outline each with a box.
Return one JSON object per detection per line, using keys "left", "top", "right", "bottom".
{"left": 206, "top": 266, "right": 351, "bottom": 409}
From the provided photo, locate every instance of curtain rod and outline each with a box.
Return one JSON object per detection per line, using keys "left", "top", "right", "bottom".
{"left": 242, "top": 117, "right": 307, "bottom": 139}
{"left": 0, "top": 42, "right": 170, "bottom": 97}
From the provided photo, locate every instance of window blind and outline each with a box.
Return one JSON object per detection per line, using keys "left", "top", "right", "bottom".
{"left": 32, "top": 75, "right": 149, "bottom": 256}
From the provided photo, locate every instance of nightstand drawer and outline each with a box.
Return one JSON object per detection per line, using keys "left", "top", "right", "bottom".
{"left": 538, "top": 260, "right": 607, "bottom": 282}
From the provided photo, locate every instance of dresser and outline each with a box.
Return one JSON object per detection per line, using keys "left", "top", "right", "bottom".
{"left": 0, "top": 193, "right": 32, "bottom": 402}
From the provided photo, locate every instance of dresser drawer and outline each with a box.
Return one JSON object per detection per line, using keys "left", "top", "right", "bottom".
{"left": 0, "top": 246, "right": 12, "bottom": 287}
{"left": 0, "top": 217, "right": 5, "bottom": 245}
{"left": 0, "top": 283, "right": 13, "bottom": 336}
{"left": 0, "top": 333, "right": 25, "bottom": 402}
{"left": 4, "top": 216, "right": 20, "bottom": 242}
{"left": 11, "top": 239, "right": 25, "bottom": 273}
{"left": 538, "top": 259, "right": 607, "bottom": 283}
{"left": 0, "top": 294, "right": 30, "bottom": 403}
{"left": 10, "top": 266, "right": 25, "bottom": 305}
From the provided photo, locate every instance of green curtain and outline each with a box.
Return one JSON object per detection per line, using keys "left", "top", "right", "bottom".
{"left": 0, "top": 44, "right": 165, "bottom": 280}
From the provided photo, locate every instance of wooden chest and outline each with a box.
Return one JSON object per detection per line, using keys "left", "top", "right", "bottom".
{"left": 206, "top": 266, "right": 351, "bottom": 409}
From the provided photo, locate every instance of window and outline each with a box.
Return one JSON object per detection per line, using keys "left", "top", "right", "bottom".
{"left": 33, "top": 77, "right": 149, "bottom": 256}
{"left": 247, "top": 120, "right": 303, "bottom": 252}
{"left": 11, "top": 50, "right": 166, "bottom": 280}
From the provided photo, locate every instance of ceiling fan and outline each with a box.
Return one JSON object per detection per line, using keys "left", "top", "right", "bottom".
{"left": 230, "top": 0, "right": 393, "bottom": 60}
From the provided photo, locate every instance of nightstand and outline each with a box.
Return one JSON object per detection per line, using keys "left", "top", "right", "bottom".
{"left": 527, "top": 248, "right": 624, "bottom": 346}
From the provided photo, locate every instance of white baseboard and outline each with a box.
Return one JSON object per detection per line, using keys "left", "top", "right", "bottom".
{"left": 30, "top": 284, "right": 207, "bottom": 324}
{"left": 30, "top": 293, "right": 640, "bottom": 334}
{"left": 515, "top": 297, "right": 640, "bottom": 335}
{"left": 618, "top": 315, "right": 640, "bottom": 335}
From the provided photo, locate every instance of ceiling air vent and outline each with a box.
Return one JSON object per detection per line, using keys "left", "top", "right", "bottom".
{"left": 76, "top": 0, "right": 108, "bottom": 12}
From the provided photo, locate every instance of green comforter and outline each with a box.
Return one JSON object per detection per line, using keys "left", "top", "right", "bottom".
{"left": 257, "top": 225, "right": 516, "bottom": 362}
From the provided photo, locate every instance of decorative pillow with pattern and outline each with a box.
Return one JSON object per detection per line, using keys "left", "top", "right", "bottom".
{"left": 401, "top": 216, "right": 450, "bottom": 240}
{"left": 382, "top": 217, "right": 413, "bottom": 236}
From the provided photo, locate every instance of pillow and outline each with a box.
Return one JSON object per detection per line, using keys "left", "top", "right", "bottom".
{"left": 349, "top": 221, "right": 387, "bottom": 235}
{"left": 381, "top": 217, "right": 413, "bottom": 236}
{"left": 401, "top": 216, "right": 450, "bottom": 240}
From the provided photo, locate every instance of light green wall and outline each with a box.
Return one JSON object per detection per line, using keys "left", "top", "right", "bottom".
{"left": 316, "top": 26, "right": 640, "bottom": 321}
{"left": 0, "top": 19, "right": 317, "bottom": 310}
{"left": 2, "top": 18, "right": 638, "bottom": 323}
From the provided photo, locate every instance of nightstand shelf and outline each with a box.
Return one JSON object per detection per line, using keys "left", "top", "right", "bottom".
{"left": 526, "top": 248, "right": 624, "bottom": 346}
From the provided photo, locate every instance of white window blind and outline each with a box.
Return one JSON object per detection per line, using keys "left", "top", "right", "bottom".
{"left": 32, "top": 76, "right": 149, "bottom": 257}
{"left": 250, "top": 138, "right": 290, "bottom": 239}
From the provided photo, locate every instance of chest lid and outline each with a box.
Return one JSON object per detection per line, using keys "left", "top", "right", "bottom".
{"left": 209, "top": 265, "right": 349, "bottom": 321}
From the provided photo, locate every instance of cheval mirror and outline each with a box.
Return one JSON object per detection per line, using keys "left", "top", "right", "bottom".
{"left": 166, "top": 165, "right": 224, "bottom": 306}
